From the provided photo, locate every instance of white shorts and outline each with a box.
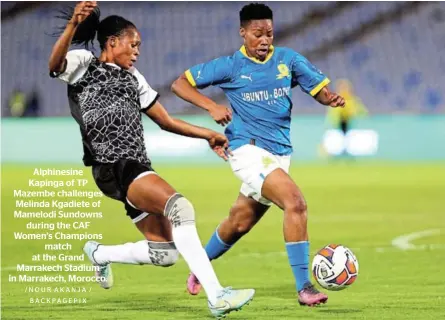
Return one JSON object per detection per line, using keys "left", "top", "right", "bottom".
{"left": 228, "top": 144, "right": 291, "bottom": 206}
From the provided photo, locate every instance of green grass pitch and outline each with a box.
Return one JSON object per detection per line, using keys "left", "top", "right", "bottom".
{"left": 1, "top": 163, "right": 445, "bottom": 319}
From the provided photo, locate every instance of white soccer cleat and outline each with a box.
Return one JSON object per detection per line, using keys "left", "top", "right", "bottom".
{"left": 83, "top": 241, "right": 113, "bottom": 289}
{"left": 208, "top": 287, "right": 255, "bottom": 318}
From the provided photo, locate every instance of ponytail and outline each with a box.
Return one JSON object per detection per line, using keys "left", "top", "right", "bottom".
{"left": 53, "top": 6, "right": 101, "bottom": 49}
{"left": 53, "top": 7, "right": 135, "bottom": 51}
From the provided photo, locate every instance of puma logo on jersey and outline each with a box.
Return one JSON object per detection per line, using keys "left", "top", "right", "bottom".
{"left": 240, "top": 74, "right": 253, "bottom": 82}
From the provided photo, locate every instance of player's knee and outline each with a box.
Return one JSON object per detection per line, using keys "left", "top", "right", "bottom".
{"left": 228, "top": 203, "right": 258, "bottom": 235}
{"left": 285, "top": 194, "right": 307, "bottom": 215}
{"left": 230, "top": 217, "right": 255, "bottom": 235}
{"left": 236, "top": 222, "right": 254, "bottom": 235}
{"left": 164, "top": 193, "right": 195, "bottom": 227}
{"left": 148, "top": 241, "right": 179, "bottom": 267}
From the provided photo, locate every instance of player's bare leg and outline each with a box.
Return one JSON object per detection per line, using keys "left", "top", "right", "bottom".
{"left": 219, "top": 194, "right": 269, "bottom": 243}
{"left": 187, "top": 194, "right": 269, "bottom": 295}
{"left": 135, "top": 213, "right": 173, "bottom": 242}
{"left": 262, "top": 169, "right": 328, "bottom": 307}
{"left": 127, "top": 174, "right": 255, "bottom": 317}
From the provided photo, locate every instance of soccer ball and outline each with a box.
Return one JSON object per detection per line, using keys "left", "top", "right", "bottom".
{"left": 312, "top": 244, "right": 359, "bottom": 291}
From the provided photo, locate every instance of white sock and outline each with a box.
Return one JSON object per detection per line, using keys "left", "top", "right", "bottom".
{"left": 93, "top": 240, "right": 170, "bottom": 265}
{"left": 172, "top": 224, "right": 223, "bottom": 304}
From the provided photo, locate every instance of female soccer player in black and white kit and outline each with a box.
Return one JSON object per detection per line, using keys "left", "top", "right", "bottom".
{"left": 49, "top": 2, "right": 254, "bottom": 317}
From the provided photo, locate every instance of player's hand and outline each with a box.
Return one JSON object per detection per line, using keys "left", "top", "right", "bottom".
{"left": 70, "top": 1, "right": 97, "bottom": 26}
{"left": 209, "top": 105, "right": 232, "bottom": 126}
{"left": 329, "top": 92, "right": 346, "bottom": 108}
{"left": 207, "top": 133, "right": 232, "bottom": 161}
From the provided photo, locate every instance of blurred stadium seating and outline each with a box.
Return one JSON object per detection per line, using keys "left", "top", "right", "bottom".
{"left": 1, "top": 1, "right": 444, "bottom": 116}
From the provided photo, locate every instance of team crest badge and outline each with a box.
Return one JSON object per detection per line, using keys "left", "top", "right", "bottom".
{"left": 262, "top": 156, "right": 275, "bottom": 168}
{"left": 276, "top": 64, "right": 290, "bottom": 80}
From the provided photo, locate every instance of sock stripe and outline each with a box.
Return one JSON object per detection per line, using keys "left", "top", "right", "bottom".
{"left": 147, "top": 241, "right": 176, "bottom": 250}
{"left": 205, "top": 229, "right": 233, "bottom": 260}
{"left": 286, "top": 241, "right": 309, "bottom": 245}
{"left": 215, "top": 229, "right": 231, "bottom": 248}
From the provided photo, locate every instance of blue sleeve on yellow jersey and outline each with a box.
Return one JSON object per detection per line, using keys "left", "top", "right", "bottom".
{"left": 185, "top": 56, "right": 233, "bottom": 89}
{"left": 290, "top": 51, "right": 330, "bottom": 96}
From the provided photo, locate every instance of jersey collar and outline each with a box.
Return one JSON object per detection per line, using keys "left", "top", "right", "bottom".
{"left": 97, "top": 58, "right": 122, "bottom": 70}
{"left": 239, "top": 45, "right": 275, "bottom": 64}
{"left": 100, "top": 61, "right": 134, "bottom": 74}
{"left": 105, "top": 62, "right": 121, "bottom": 70}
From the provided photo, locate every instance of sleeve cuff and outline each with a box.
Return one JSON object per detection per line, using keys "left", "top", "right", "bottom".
{"left": 140, "top": 93, "right": 160, "bottom": 112}
{"left": 185, "top": 69, "right": 197, "bottom": 87}
{"left": 310, "top": 78, "right": 330, "bottom": 96}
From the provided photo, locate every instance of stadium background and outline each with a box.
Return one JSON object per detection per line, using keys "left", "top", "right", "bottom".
{"left": 1, "top": 2, "right": 445, "bottom": 320}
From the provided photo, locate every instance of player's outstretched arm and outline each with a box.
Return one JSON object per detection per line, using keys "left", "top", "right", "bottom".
{"left": 314, "top": 86, "right": 346, "bottom": 108}
{"left": 146, "top": 101, "right": 230, "bottom": 160}
{"left": 171, "top": 75, "right": 232, "bottom": 126}
{"left": 48, "top": 1, "right": 97, "bottom": 74}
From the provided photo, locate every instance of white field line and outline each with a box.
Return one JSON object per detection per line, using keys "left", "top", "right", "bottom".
{"left": 391, "top": 229, "right": 442, "bottom": 250}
